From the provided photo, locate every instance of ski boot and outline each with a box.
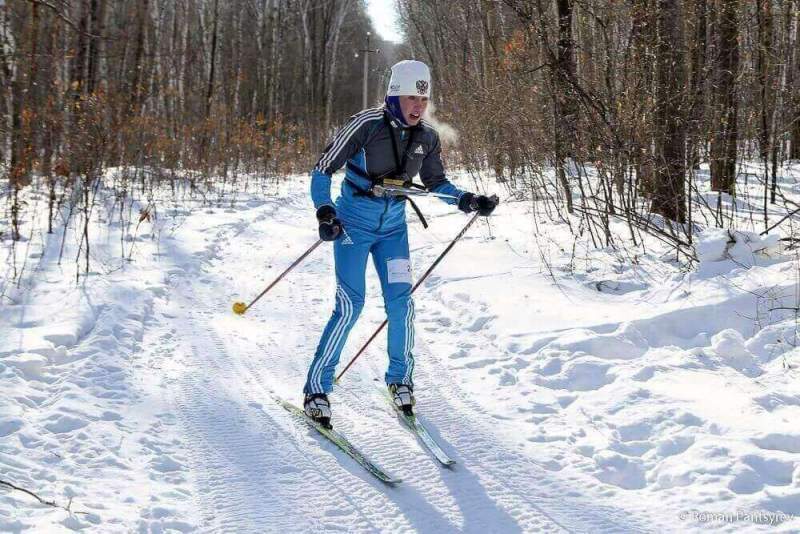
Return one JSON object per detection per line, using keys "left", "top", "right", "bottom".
{"left": 304, "top": 393, "right": 332, "bottom": 429}
{"left": 388, "top": 384, "right": 415, "bottom": 416}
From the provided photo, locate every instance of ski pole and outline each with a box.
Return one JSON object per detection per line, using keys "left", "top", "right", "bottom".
{"left": 373, "top": 184, "right": 461, "bottom": 200}
{"left": 232, "top": 238, "right": 323, "bottom": 315}
{"left": 335, "top": 205, "right": 491, "bottom": 383}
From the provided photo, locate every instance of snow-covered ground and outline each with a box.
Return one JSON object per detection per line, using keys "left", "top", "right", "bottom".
{"left": 2, "top": 166, "right": 800, "bottom": 532}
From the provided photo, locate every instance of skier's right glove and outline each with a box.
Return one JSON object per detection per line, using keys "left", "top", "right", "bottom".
{"left": 458, "top": 193, "right": 498, "bottom": 216}
{"left": 316, "top": 205, "right": 343, "bottom": 241}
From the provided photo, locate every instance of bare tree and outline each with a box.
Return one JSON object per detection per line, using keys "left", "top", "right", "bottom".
{"left": 652, "top": 0, "right": 687, "bottom": 223}
{"left": 790, "top": 0, "right": 800, "bottom": 159}
{"left": 709, "top": 0, "right": 739, "bottom": 195}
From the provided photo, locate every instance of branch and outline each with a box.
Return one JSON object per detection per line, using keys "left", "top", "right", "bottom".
{"left": 761, "top": 206, "right": 800, "bottom": 236}
{"left": 0, "top": 479, "right": 58, "bottom": 507}
{"left": 28, "top": 0, "right": 101, "bottom": 38}
{"left": 523, "top": 61, "right": 552, "bottom": 74}
{"left": 0, "top": 478, "right": 90, "bottom": 516}
{"left": 573, "top": 200, "right": 697, "bottom": 261}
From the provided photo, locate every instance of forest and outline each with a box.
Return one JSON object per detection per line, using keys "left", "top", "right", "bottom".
{"left": 3, "top": 3, "right": 800, "bottom": 530}
{"left": 1, "top": 0, "right": 800, "bottom": 263}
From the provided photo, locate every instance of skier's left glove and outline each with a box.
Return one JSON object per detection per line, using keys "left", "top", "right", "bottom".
{"left": 458, "top": 193, "right": 498, "bottom": 216}
{"left": 316, "top": 205, "right": 343, "bottom": 241}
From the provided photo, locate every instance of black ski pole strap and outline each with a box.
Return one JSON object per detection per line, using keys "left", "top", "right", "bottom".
{"left": 401, "top": 196, "right": 429, "bottom": 229}
{"left": 385, "top": 114, "right": 403, "bottom": 172}
{"left": 384, "top": 113, "right": 419, "bottom": 175}
{"left": 401, "top": 125, "right": 417, "bottom": 170}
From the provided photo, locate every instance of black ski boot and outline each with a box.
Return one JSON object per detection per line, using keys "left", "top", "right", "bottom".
{"left": 304, "top": 393, "right": 332, "bottom": 429}
{"left": 388, "top": 384, "right": 415, "bottom": 416}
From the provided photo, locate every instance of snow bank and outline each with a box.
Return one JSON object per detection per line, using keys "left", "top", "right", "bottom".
{"left": 3, "top": 167, "right": 800, "bottom": 532}
{"left": 1, "top": 176, "right": 198, "bottom": 532}
{"left": 696, "top": 228, "right": 784, "bottom": 277}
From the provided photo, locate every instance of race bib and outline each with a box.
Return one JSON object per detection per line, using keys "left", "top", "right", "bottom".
{"left": 387, "top": 258, "right": 412, "bottom": 284}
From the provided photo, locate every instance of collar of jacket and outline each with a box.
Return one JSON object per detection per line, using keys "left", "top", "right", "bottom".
{"left": 384, "top": 96, "right": 411, "bottom": 128}
{"left": 382, "top": 107, "right": 423, "bottom": 137}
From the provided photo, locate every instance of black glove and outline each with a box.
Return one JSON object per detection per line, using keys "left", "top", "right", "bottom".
{"left": 316, "top": 205, "right": 343, "bottom": 241}
{"left": 458, "top": 193, "right": 498, "bottom": 216}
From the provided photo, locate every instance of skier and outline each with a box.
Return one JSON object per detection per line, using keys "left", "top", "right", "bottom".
{"left": 303, "top": 60, "right": 497, "bottom": 428}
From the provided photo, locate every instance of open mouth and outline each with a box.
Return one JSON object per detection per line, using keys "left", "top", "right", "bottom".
{"left": 409, "top": 112, "right": 421, "bottom": 121}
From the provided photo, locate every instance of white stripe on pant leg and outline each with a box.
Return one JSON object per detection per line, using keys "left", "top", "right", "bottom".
{"left": 407, "top": 300, "right": 415, "bottom": 384}
{"left": 403, "top": 299, "right": 416, "bottom": 384}
{"left": 308, "top": 288, "right": 342, "bottom": 393}
{"left": 402, "top": 299, "right": 412, "bottom": 378}
{"left": 313, "top": 287, "right": 351, "bottom": 391}
{"left": 309, "top": 287, "right": 348, "bottom": 392}
{"left": 317, "top": 289, "right": 353, "bottom": 391}
{"left": 316, "top": 110, "right": 383, "bottom": 172}
{"left": 408, "top": 301, "right": 416, "bottom": 384}
{"left": 313, "top": 287, "right": 353, "bottom": 392}
{"left": 313, "top": 288, "right": 348, "bottom": 392}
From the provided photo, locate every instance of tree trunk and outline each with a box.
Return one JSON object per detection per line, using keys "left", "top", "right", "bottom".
{"left": 86, "top": 0, "right": 107, "bottom": 95}
{"left": 267, "top": 0, "right": 281, "bottom": 123}
{"left": 687, "top": 0, "right": 707, "bottom": 170}
{"left": 757, "top": 0, "right": 773, "bottom": 162}
{"left": 629, "top": 0, "right": 655, "bottom": 196}
{"left": 791, "top": 0, "right": 800, "bottom": 159}
{"left": 205, "top": 0, "right": 220, "bottom": 117}
{"left": 709, "top": 0, "right": 739, "bottom": 194}
{"left": 130, "top": 0, "right": 150, "bottom": 113}
{"left": 555, "top": 0, "right": 578, "bottom": 157}
{"left": 10, "top": 1, "right": 38, "bottom": 188}
{"left": 71, "top": 0, "right": 89, "bottom": 99}
{"left": 652, "top": 0, "right": 687, "bottom": 223}
{"left": 324, "top": 0, "right": 351, "bottom": 134}
{"left": 554, "top": 0, "right": 577, "bottom": 214}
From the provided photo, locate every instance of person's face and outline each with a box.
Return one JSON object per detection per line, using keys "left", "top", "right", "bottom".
{"left": 399, "top": 95, "right": 429, "bottom": 126}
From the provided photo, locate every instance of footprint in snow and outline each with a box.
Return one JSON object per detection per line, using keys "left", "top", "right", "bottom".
{"left": 534, "top": 359, "right": 615, "bottom": 392}
{"left": 0, "top": 418, "right": 24, "bottom": 437}
{"left": 150, "top": 455, "right": 183, "bottom": 473}
{"left": 44, "top": 414, "right": 89, "bottom": 434}
{"left": 752, "top": 433, "right": 800, "bottom": 454}
{"left": 592, "top": 450, "right": 647, "bottom": 490}
{"left": 466, "top": 315, "right": 497, "bottom": 332}
{"left": 753, "top": 392, "right": 800, "bottom": 412}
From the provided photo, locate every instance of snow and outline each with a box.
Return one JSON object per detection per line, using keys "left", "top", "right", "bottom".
{"left": 2, "top": 165, "right": 800, "bottom": 532}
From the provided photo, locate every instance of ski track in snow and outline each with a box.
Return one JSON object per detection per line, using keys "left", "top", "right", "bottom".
{"left": 158, "top": 214, "right": 420, "bottom": 532}
{"left": 5, "top": 174, "right": 800, "bottom": 532}
{"left": 151, "top": 194, "right": 666, "bottom": 533}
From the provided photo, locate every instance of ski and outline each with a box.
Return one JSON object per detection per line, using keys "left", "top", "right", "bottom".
{"left": 278, "top": 398, "right": 400, "bottom": 485}
{"left": 383, "top": 390, "right": 456, "bottom": 467}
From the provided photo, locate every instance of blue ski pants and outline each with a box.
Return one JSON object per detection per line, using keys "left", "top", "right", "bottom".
{"left": 304, "top": 223, "right": 415, "bottom": 394}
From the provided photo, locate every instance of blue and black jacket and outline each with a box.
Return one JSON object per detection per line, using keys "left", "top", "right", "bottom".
{"left": 310, "top": 106, "right": 466, "bottom": 232}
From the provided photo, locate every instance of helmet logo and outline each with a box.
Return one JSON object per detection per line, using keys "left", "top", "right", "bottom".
{"left": 416, "top": 80, "right": 428, "bottom": 95}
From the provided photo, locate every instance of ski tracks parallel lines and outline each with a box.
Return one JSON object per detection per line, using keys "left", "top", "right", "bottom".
{"left": 162, "top": 200, "right": 658, "bottom": 533}
{"left": 415, "top": 336, "right": 661, "bottom": 534}
{"left": 193, "top": 306, "right": 414, "bottom": 532}
{"left": 165, "top": 266, "right": 411, "bottom": 532}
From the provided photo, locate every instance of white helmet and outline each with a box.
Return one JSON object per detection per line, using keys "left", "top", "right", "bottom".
{"left": 387, "top": 60, "right": 431, "bottom": 98}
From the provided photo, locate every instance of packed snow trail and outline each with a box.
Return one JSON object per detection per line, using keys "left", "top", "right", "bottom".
{"left": 145, "top": 190, "right": 667, "bottom": 533}
{"left": 5, "top": 171, "right": 800, "bottom": 532}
